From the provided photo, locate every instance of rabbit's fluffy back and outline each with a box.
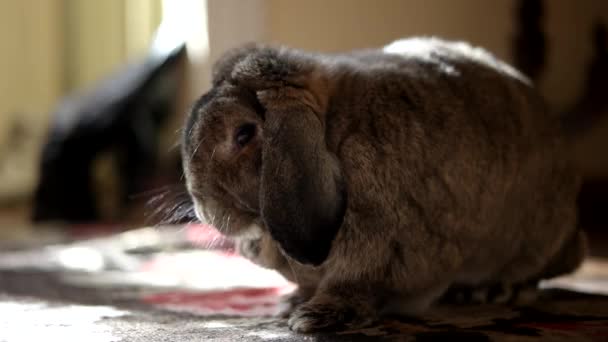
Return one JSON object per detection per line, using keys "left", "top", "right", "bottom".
{"left": 383, "top": 37, "right": 530, "bottom": 84}
{"left": 312, "top": 38, "right": 580, "bottom": 289}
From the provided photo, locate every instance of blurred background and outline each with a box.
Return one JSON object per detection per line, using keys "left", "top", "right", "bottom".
{"left": 0, "top": 0, "right": 606, "bottom": 245}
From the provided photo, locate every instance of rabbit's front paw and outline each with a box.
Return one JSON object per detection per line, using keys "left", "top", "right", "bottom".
{"left": 277, "top": 287, "right": 315, "bottom": 318}
{"left": 287, "top": 297, "right": 375, "bottom": 333}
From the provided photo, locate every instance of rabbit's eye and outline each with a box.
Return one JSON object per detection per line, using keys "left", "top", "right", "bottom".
{"left": 235, "top": 123, "right": 256, "bottom": 148}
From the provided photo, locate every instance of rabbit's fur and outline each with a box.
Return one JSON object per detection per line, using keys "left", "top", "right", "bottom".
{"left": 182, "top": 37, "right": 586, "bottom": 332}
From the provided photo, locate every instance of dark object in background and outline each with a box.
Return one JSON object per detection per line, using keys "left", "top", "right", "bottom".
{"left": 578, "top": 179, "right": 608, "bottom": 234}
{"left": 568, "top": 22, "right": 608, "bottom": 236}
{"left": 512, "top": 0, "right": 608, "bottom": 238}
{"left": 562, "top": 22, "right": 608, "bottom": 136}
{"left": 32, "top": 40, "right": 186, "bottom": 224}
{"left": 512, "top": 0, "right": 547, "bottom": 82}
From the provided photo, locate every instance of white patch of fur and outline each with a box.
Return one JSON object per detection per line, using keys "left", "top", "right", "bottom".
{"left": 383, "top": 37, "right": 530, "bottom": 84}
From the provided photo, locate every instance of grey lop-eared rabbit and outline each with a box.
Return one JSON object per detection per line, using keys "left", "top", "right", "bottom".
{"left": 181, "top": 37, "right": 586, "bottom": 332}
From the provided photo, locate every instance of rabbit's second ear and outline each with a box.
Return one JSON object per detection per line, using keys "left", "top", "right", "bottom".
{"left": 229, "top": 47, "right": 319, "bottom": 94}
{"left": 260, "top": 97, "right": 346, "bottom": 266}
{"left": 211, "top": 43, "right": 262, "bottom": 87}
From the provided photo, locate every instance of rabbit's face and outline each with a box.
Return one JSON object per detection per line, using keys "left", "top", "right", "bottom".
{"left": 182, "top": 85, "right": 265, "bottom": 237}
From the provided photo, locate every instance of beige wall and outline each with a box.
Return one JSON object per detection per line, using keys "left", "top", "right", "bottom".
{"left": 0, "top": 0, "right": 63, "bottom": 130}
{"left": 0, "top": 0, "right": 64, "bottom": 199}
{"left": 64, "top": 0, "right": 126, "bottom": 91}
{"left": 267, "top": 0, "right": 513, "bottom": 59}
{"left": 65, "top": 0, "right": 161, "bottom": 90}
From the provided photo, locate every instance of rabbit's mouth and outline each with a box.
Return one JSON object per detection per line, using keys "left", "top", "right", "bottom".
{"left": 193, "top": 196, "right": 260, "bottom": 238}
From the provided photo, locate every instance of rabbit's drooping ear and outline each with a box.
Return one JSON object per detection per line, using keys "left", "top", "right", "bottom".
{"left": 259, "top": 93, "right": 346, "bottom": 266}
{"left": 227, "top": 47, "right": 343, "bottom": 265}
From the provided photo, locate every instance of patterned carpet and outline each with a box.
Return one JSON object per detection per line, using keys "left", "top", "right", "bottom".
{"left": 0, "top": 224, "right": 607, "bottom": 341}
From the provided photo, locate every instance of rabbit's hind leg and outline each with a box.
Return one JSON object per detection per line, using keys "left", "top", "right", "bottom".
{"left": 438, "top": 231, "right": 586, "bottom": 307}
{"left": 439, "top": 281, "right": 539, "bottom": 305}
{"left": 536, "top": 229, "right": 587, "bottom": 281}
